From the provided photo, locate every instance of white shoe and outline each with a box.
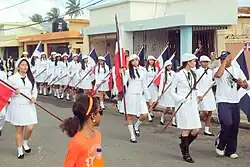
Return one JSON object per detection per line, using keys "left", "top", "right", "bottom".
{"left": 216, "top": 148, "right": 225, "bottom": 156}
{"left": 229, "top": 153, "right": 239, "bottom": 159}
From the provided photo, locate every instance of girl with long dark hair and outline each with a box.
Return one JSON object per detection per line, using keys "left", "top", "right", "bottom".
{"left": 36, "top": 52, "right": 49, "bottom": 95}
{"left": 6, "top": 57, "right": 38, "bottom": 159}
{"left": 61, "top": 94, "right": 103, "bottom": 167}
{"left": 47, "top": 52, "right": 57, "bottom": 95}
{"left": 52, "top": 53, "right": 62, "bottom": 99}
{"left": 29, "top": 55, "right": 39, "bottom": 79}
{"left": 60, "top": 53, "right": 71, "bottom": 100}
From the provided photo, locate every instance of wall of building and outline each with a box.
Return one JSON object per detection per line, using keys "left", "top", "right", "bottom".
{"left": 68, "top": 20, "right": 89, "bottom": 32}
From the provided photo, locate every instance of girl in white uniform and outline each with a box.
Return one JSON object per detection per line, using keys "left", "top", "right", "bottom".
{"left": 29, "top": 55, "right": 39, "bottom": 79}
{"left": 94, "top": 56, "right": 110, "bottom": 110}
{"left": 158, "top": 60, "right": 176, "bottom": 126}
{"left": 0, "top": 70, "right": 8, "bottom": 136}
{"left": 78, "top": 55, "right": 93, "bottom": 93}
{"left": 145, "top": 55, "right": 158, "bottom": 122}
{"left": 169, "top": 53, "right": 201, "bottom": 163}
{"left": 52, "top": 54, "right": 62, "bottom": 99}
{"left": 120, "top": 54, "right": 151, "bottom": 143}
{"left": 60, "top": 53, "right": 70, "bottom": 100}
{"left": 47, "top": 52, "right": 57, "bottom": 95}
{"left": 196, "top": 55, "right": 216, "bottom": 136}
{"left": 36, "top": 52, "right": 49, "bottom": 95}
{"left": 68, "top": 54, "right": 81, "bottom": 102}
{"left": 6, "top": 57, "right": 38, "bottom": 159}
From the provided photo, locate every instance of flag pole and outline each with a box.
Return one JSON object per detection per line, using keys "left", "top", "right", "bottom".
{"left": 115, "top": 14, "right": 127, "bottom": 120}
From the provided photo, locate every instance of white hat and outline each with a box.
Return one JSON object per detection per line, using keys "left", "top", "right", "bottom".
{"left": 164, "top": 60, "right": 172, "bottom": 67}
{"left": 51, "top": 52, "right": 57, "bottom": 55}
{"left": 82, "top": 55, "right": 88, "bottom": 60}
{"left": 182, "top": 53, "right": 197, "bottom": 62}
{"left": 55, "top": 53, "right": 61, "bottom": 57}
{"left": 73, "top": 53, "right": 79, "bottom": 57}
{"left": 62, "top": 53, "right": 69, "bottom": 57}
{"left": 15, "top": 57, "right": 29, "bottom": 68}
{"left": 129, "top": 54, "right": 139, "bottom": 61}
{"left": 23, "top": 51, "right": 28, "bottom": 55}
{"left": 98, "top": 56, "right": 105, "bottom": 61}
{"left": 199, "top": 55, "right": 211, "bottom": 62}
{"left": 147, "top": 55, "right": 156, "bottom": 61}
{"left": 40, "top": 52, "right": 46, "bottom": 55}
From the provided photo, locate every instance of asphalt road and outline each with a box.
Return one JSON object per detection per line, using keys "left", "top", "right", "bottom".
{"left": 0, "top": 95, "right": 250, "bottom": 167}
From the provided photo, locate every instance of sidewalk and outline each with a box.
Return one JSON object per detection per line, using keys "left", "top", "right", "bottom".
{"left": 104, "top": 98, "right": 250, "bottom": 129}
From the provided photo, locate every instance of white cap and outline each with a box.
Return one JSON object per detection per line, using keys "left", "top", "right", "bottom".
{"left": 82, "top": 55, "right": 88, "bottom": 60}
{"left": 62, "top": 53, "right": 69, "bottom": 57}
{"left": 40, "top": 52, "right": 46, "bottom": 55}
{"left": 51, "top": 52, "right": 57, "bottom": 55}
{"left": 98, "top": 56, "right": 105, "bottom": 61}
{"left": 182, "top": 53, "right": 197, "bottom": 62}
{"left": 73, "top": 53, "right": 78, "bottom": 57}
{"left": 15, "top": 57, "right": 29, "bottom": 68}
{"left": 147, "top": 55, "right": 156, "bottom": 61}
{"left": 129, "top": 54, "right": 139, "bottom": 61}
{"left": 23, "top": 51, "right": 28, "bottom": 55}
{"left": 55, "top": 53, "right": 61, "bottom": 57}
{"left": 164, "top": 60, "right": 172, "bottom": 67}
{"left": 199, "top": 55, "right": 211, "bottom": 62}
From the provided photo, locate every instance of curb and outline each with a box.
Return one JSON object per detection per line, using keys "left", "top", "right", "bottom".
{"left": 104, "top": 98, "right": 250, "bottom": 130}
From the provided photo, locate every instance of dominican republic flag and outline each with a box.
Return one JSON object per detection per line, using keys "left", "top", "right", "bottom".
{"left": 233, "top": 49, "right": 250, "bottom": 121}
{"left": 31, "top": 41, "right": 43, "bottom": 58}
{"left": 138, "top": 46, "right": 145, "bottom": 67}
{"left": 244, "top": 42, "right": 250, "bottom": 52}
{"left": 68, "top": 53, "right": 73, "bottom": 62}
{"left": 78, "top": 53, "right": 82, "bottom": 62}
{"left": 0, "top": 79, "right": 14, "bottom": 111}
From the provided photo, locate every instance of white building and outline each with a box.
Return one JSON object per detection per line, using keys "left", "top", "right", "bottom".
{"left": 83, "top": 0, "right": 237, "bottom": 65}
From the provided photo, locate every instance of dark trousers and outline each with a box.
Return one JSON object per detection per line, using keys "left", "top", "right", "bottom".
{"left": 217, "top": 103, "right": 240, "bottom": 155}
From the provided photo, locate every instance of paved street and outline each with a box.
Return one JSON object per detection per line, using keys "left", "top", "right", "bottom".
{"left": 0, "top": 95, "right": 250, "bottom": 167}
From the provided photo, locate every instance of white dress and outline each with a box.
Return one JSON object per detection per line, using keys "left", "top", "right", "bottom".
{"left": 158, "top": 70, "right": 175, "bottom": 108}
{"left": 52, "top": 61, "right": 62, "bottom": 85}
{"left": 29, "top": 59, "right": 39, "bottom": 79}
{"left": 6, "top": 73, "right": 38, "bottom": 126}
{"left": 68, "top": 61, "right": 81, "bottom": 87}
{"left": 120, "top": 66, "right": 149, "bottom": 116}
{"left": 47, "top": 60, "right": 56, "bottom": 83}
{"left": 78, "top": 64, "right": 93, "bottom": 90}
{"left": 94, "top": 64, "right": 110, "bottom": 92}
{"left": 0, "top": 71, "right": 8, "bottom": 130}
{"left": 60, "top": 61, "right": 70, "bottom": 86}
{"left": 170, "top": 69, "right": 201, "bottom": 129}
{"left": 36, "top": 59, "right": 49, "bottom": 83}
{"left": 196, "top": 67, "right": 216, "bottom": 111}
{"left": 145, "top": 66, "right": 159, "bottom": 103}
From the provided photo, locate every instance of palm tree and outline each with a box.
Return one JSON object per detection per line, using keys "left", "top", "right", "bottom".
{"left": 46, "top": 8, "right": 60, "bottom": 22}
{"left": 29, "top": 14, "right": 44, "bottom": 23}
{"left": 65, "top": 0, "right": 84, "bottom": 19}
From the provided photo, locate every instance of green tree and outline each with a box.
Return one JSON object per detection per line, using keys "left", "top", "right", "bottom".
{"left": 29, "top": 14, "right": 43, "bottom": 23}
{"left": 46, "top": 8, "right": 60, "bottom": 22}
{"left": 65, "top": 0, "right": 84, "bottom": 19}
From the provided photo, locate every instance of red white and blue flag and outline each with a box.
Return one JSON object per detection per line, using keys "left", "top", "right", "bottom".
{"left": 244, "top": 42, "right": 250, "bottom": 52}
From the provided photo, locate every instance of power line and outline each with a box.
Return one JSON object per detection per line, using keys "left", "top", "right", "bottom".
{"left": 0, "top": 0, "right": 105, "bottom": 31}
{"left": 0, "top": 0, "right": 32, "bottom": 11}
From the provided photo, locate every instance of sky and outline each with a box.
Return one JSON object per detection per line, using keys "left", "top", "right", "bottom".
{"left": 0, "top": 0, "right": 249, "bottom": 22}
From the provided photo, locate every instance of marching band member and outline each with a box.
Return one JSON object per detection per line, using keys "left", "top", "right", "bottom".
{"left": 52, "top": 53, "right": 62, "bottom": 99}
{"left": 196, "top": 55, "right": 216, "bottom": 136}
{"left": 36, "top": 52, "right": 49, "bottom": 95}
{"left": 169, "top": 53, "right": 201, "bottom": 163}
{"left": 94, "top": 56, "right": 110, "bottom": 110}
{"left": 47, "top": 52, "right": 57, "bottom": 95}
{"left": 6, "top": 57, "right": 38, "bottom": 159}
{"left": 0, "top": 69, "right": 8, "bottom": 136}
{"left": 78, "top": 55, "right": 93, "bottom": 94}
{"left": 120, "top": 54, "right": 151, "bottom": 143}
{"left": 5, "top": 56, "right": 15, "bottom": 77}
{"left": 214, "top": 51, "right": 248, "bottom": 159}
{"left": 158, "top": 60, "right": 176, "bottom": 126}
{"left": 145, "top": 55, "right": 158, "bottom": 122}
{"left": 60, "top": 53, "right": 70, "bottom": 100}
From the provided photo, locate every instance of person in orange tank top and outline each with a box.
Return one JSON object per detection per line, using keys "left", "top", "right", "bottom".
{"left": 60, "top": 94, "right": 103, "bottom": 167}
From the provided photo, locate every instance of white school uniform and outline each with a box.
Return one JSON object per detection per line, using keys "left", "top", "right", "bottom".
{"left": 29, "top": 58, "right": 39, "bottom": 78}
{"left": 68, "top": 61, "right": 81, "bottom": 87}
{"left": 158, "top": 70, "right": 175, "bottom": 108}
{"left": 60, "top": 61, "right": 70, "bottom": 85}
{"left": 145, "top": 66, "right": 159, "bottom": 103}
{"left": 6, "top": 73, "right": 38, "bottom": 126}
{"left": 47, "top": 60, "right": 56, "bottom": 83}
{"left": 196, "top": 67, "right": 216, "bottom": 111}
{"left": 94, "top": 64, "right": 110, "bottom": 92}
{"left": 120, "top": 66, "right": 150, "bottom": 116}
{"left": 0, "top": 71, "right": 8, "bottom": 130}
{"left": 36, "top": 59, "right": 49, "bottom": 83}
{"left": 169, "top": 69, "right": 201, "bottom": 129}
{"left": 78, "top": 64, "right": 93, "bottom": 90}
{"left": 52, "top": 61, "right": 62, "bottom": 85}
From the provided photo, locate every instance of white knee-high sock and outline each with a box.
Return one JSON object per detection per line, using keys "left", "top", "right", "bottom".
{"left": 134, "top": 120, "right": 142, "bottom": 130}
{"left": 160, "top": 113, "right": 164, "bottom": 123}
{"left": 128, "top": 125, "right": 136, "bottom": 140}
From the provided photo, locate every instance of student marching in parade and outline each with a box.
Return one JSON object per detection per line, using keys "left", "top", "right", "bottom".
{"left": 47, "top": 52, "right": 57, "bottom": 95}
{"left": 61, "top": 94, "right": 103, "bottom": 167}
{"left": 5, "top": 56, "right": 15, "bottom": 77}
{"left": 169, "top": 53, "right": 201, "bottom": 163}
{"left": 52, "top": 53, "right": 63, "bottom": 99}
{"left": 120, "top": 54, "right": 151, "bottom": 143}
{"left": 144, "top": 55, "right": 159, "bottom": 122}
{"left": 60, "top": 53, "right": 71, "bottom": 100}
{"left": 21, "top": 51, "right": 29, "bottom": 58}
{"left": 0, "top": 70, "right": 8, "bottom": 136}
{"left": 158, "top": 60, "right": 176, "bottom": 126}
{"left": 94, "top": 56, "right": 110, "bottom": 110}
{"left": 214, "top": 51, "right": 248, "bottom": 159}
{"left": 68, "top": 54, "right": 81, "bottom": 102}
{"left": 196, "top": 55, "right": 216, "bottom": 136}
{"left": 36, "top": 52, "right": 49, "bottom": 96}
{"left": 6, "top": 57, "right": 38, "bottom": 159}
{"left": 29, "top": 54, "right": 39, "bottom": 78}
{"left": 78, "top": 55, "right": 94, "bottom": 94}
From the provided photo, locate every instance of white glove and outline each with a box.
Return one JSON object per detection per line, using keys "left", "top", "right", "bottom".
{"left": 179, "top": 98, "right": 187, "bottom": 104}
